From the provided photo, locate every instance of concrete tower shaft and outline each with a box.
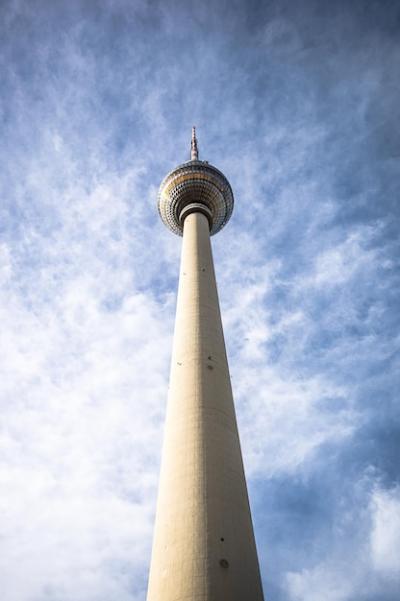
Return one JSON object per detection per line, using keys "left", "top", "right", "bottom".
{"left": 147, "top": 132, "right": 264, "bottom": 601}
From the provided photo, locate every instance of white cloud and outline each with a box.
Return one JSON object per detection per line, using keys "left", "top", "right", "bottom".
{"left": 309, "top": 227, "right": 380, "bottom": 288}
{"left": 0, "top": 155, "right": 174, "bottom": 600}
{"left": 286, "top": 562, "right": 357, "bottom": 601}
{"left": 236, "top": 364, "right": 354, "bottom": 477}
{"left": 370, "top": 485, "right": 400, "bottom": 574}
{"left": 285, "top": 482, "right": 400, "bottom": 601}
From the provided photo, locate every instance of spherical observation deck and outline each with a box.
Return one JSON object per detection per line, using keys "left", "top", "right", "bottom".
{"left": 157, "top": 130, "right": 234, "bottom": 236}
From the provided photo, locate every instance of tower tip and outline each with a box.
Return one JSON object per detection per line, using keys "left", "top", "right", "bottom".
{"left": 191, "top": 126, "right": 199, "bottom": 160}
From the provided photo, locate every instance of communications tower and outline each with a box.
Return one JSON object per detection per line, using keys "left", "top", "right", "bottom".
{"left": 147, "top": 129, "right": 264, "bottom": 601}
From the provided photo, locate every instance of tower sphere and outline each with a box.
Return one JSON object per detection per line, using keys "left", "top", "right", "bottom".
{"left": 157, "top": 129, "right": 234, "bottom": 236}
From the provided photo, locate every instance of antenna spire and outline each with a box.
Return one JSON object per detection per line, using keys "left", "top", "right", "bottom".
{"left": 191, "top": 126, "right": 199, "bottom": 160}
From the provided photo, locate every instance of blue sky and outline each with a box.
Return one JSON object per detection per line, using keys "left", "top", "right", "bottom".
{"left": 1, "top": 0, "right": 399, "bottom": 600}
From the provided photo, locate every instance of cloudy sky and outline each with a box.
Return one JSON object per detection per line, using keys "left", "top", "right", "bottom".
{"left": 1, "top": 0, "right": 399, "bottom": 600}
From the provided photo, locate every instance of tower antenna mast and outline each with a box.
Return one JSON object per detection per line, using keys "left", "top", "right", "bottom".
{"left": 190, "top": 125, "right": 199, "bottom": 160}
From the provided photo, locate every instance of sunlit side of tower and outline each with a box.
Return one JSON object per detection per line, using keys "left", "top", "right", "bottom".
{"left": 147, "top": 129, "right": 264, "bottom": 601}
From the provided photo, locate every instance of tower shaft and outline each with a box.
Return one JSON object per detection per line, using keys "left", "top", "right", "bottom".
{"left": 147, "top": 212, "right": 264, "bottom": 601}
